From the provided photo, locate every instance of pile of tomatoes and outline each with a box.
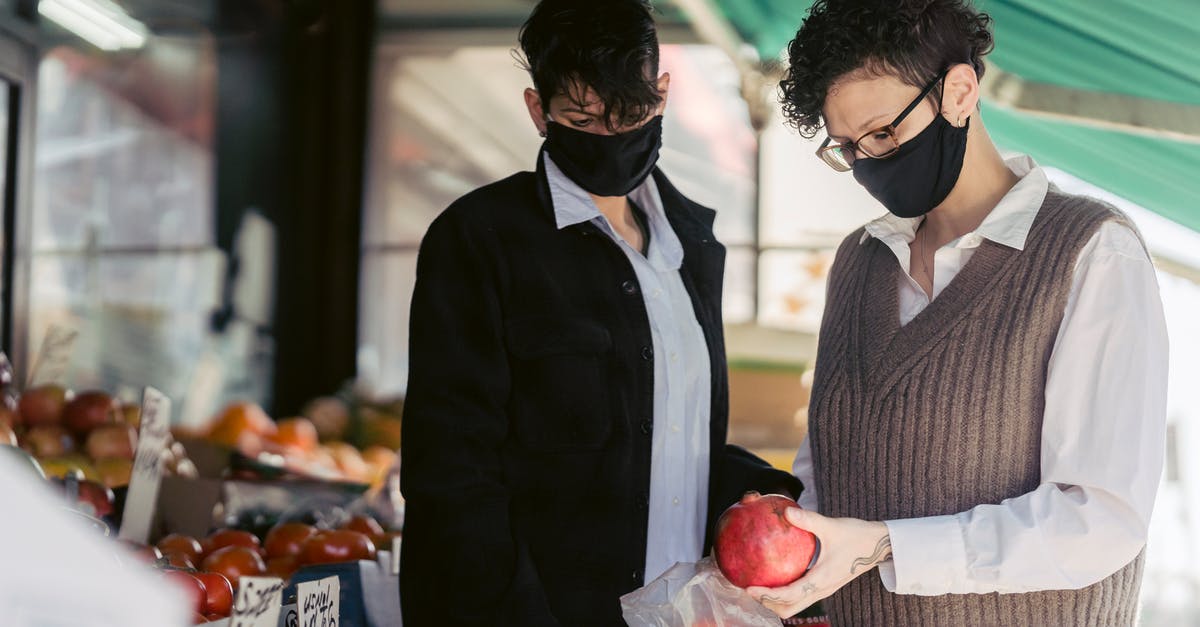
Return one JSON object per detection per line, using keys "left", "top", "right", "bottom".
{"left": 125, "top": 513, "right": 398, "bottom": 624}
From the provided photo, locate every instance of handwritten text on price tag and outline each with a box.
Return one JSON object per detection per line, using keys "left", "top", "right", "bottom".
{"left": 230, "top": 576, "right": 284, "bottom": 627}
{"left": 297, "top": 576, "right": 339, "bottom": 627}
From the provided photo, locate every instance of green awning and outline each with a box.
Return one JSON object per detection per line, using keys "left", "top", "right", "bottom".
{"left": 984, "top": 103, "right": 1200, "bottom": 232}
{"left": 707, "top": 0, "right": 1200, "bottom": 233}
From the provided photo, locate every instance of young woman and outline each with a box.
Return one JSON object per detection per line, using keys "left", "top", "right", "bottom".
{"left": 749, "top": 1, "right": 1168, "bottom": 625}
{"left": 398, "top": 1, "right": 800, "bottom": 625}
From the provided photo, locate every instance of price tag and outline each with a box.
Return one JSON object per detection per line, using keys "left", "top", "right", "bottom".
{"left": 278, "top": 603, "right": 298, "bottom": 627}
{"left": 297, "top": 576, "right": 339, "bottom": 627}
{"left": 117, "top": 387, "right": 171, "bottom": 543}
{"left": 230, "top": 576, "right": 285, "bottom": 627}
{"left": 27, "top": 324, "right": 78, "bottom": 387}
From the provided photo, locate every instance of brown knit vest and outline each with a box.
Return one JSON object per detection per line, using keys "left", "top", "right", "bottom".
{"left": 808, "top": 189, "right": 1145, "bottom": 627}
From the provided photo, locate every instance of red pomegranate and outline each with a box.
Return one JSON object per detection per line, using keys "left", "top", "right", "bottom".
{"left": 713, "top": 491, "right": 819, "bottom": 588}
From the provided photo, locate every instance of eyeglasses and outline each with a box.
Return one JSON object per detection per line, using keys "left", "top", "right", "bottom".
{"left": 816, "top": 69, "right": 948, "bottom": 172}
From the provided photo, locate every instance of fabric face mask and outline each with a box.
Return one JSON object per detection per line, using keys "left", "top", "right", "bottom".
{"left": 544, "top": 115, "right": 664, "bottom": 197}
{"left": 852, "top": 114, "right": 969, "bottom": 219}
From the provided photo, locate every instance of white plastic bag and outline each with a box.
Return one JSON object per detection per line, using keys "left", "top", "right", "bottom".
{"left": 620, "top": 557, "right": 782, "bottom": 626}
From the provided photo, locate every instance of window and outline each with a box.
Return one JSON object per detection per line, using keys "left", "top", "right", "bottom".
{"left": 27, "top": 35, "right": 221, "bottom": 404}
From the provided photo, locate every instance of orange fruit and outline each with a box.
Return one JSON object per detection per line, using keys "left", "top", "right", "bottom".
{"left": 207, "top": 402, "right": 275, "bottom": 448}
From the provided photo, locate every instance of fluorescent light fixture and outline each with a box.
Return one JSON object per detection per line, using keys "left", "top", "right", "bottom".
{"left": 39, "top": 0, "right": 149, "bottom": 51}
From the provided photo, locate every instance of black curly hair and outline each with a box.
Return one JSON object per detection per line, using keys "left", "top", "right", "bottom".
{"left": 779, "top": 0, "right": 994, "bottom": 138}
{"left": 517, "top": 0, "right": 661, "bottom": 132}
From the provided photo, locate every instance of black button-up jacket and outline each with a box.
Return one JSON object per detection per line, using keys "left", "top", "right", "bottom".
{"left": 400, "top": 154, "right": 803, "bottom": 626}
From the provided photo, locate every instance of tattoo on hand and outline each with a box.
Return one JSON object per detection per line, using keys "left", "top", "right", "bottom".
{"left": 761, "top": 583, "right": 817, "bottom": 607}
{"left": 850, "top": 535, "right": 893, "bottom": 575}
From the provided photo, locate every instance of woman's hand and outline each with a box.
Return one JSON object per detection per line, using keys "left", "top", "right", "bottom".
{"left": 746, "top": 509, "right": 892, "bottom": 618}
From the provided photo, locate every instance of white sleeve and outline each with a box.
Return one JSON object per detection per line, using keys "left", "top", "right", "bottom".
{"left": 792, "top": 435, "right": 820, "bottom": 512}
{"left": 880, "top": 222, "right": 1168, "bottom": 595}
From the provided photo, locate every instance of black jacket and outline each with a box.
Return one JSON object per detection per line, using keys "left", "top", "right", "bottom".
{"left": 400, "top": 154, "right": 803, "bottom": 626}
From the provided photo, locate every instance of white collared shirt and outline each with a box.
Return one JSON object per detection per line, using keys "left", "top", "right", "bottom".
{"left": 545, "top": 155, "right": 711, "bottom": 583}
{"left": 794, "top": 155, "right": 1169, "bottom": 594}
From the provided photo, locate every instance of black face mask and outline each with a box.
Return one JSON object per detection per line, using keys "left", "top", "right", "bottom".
{"left": 852, "top": 114, "right": 970, "bottom": 219}
{"left": 543, "top": 115, "right": 663, "bottom": 197}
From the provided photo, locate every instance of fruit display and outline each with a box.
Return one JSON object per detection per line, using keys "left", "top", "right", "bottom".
{"left": 3, "top": 382, "right": 198, "bottom": 490}
{"left": 714, "top": 491, "right": 820, "bottom": 589}
{"left": 192, "top": 398, "right": 399, "bottom": 491}
{"left": 0, "top": 345, "right": 404, "bottom": 625}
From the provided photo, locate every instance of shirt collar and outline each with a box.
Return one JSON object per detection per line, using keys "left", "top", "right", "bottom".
{"left": 544, "top": 153, "right": 683, "bottom": 271}
{"left": 860, "top": 154, "right": 1049, "bottom": 251}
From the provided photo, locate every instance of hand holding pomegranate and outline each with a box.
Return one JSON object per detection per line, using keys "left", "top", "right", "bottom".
{"left": 745, "top": 508, "right": 891, "bottom": 619}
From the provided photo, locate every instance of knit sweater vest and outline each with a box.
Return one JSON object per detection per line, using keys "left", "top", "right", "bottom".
{"left": 808, "top": 189, "right": 1145, "bottom": 627}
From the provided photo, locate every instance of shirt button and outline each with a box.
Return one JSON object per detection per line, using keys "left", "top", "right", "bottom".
{"left": 653, "top": 288, "right": 662, "bottom": 298}
{"left": 640, "top": 419, "right": 653, "bottom": 435}
{"left": 641, "top": 346, "right": 654, "bottom": 362}
{"left": 670, "top": 352, "right": 678, "bottom": 362}
{"left": 672, "top": 497, "right": 680, "bottom": 506}
{"left": 621, "top": 280, "right": 638, "bottom": 296}
{"left": 670, "top": 424, "right": 680, "bottom": 433}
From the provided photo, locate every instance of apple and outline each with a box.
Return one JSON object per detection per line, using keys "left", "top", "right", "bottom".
{"left": 713, "top": 491, "right": 819, "bottom": 589}
{"left": 22, "top": 425, "right": 75, "bottom": 458}
{"left": 95, "top": 457, "right": 133, "bottom": 488}
{"left": 18, "top": 384, "right": 71, "bottom": 427}
{"left": 85, "top": 423, "right": 137, "bottom": 460}
{"left": 62, "top": 391, "right": 117, "bottom": 437}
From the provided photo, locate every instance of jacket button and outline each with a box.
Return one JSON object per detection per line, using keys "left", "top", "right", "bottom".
{"left": 621, "top": 280, "right": 638, "bottom": 296}
{"left": 631, "top": 569, "right": 643, "bottom": 583}
{"left": 641, "top": 346, "right": 653, "bottom": 361}
{"left": 636, "top": 494, "right": 648, "bottom": 510}
{"left": 640, "top": 419, "right": 653, "bottom": 435}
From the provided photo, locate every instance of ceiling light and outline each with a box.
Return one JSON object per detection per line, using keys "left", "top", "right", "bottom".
{"left": 39, "top": 0, "right": 149, "bottom": 51}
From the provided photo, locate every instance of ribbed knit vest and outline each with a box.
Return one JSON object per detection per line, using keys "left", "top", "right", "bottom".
{"left": 808, "top": 189, "right": 1145, "bottom": 627}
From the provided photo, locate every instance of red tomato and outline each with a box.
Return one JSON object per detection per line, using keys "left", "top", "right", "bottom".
{"left": 201, "top": 528, "right": 261, "bottom": 558}
{"left": 341, "top": 514, "right": 384, "bottom": 539}
{"left": 119, "top": 540, "right": 163, "bottom": 565}
{"left": 264, "top": 522, "right": 318, "bottom": 559}
{"left": 299, "top": 529, "right": 376, "bottom": 566}
{"left": 163, "top": 571, "right": 207, "bottom": 614}
{"left": 201, "top": 546, "right": 266, "bottom": 588}
{"left": 157, "top": 533, "right": 204, "bottom": 563}
{"left": 164, "top": 552, "right": 196, "bottom": 569}
{"left": 193, "top": 571, "right": 234, "bottom": 616}
{"left": 266, "top": 554, "right": 299, "bottom": 581}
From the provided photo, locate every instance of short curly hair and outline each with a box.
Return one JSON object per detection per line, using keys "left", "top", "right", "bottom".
{"left": 779, "top": 0, "right": 994, "bottom": 138}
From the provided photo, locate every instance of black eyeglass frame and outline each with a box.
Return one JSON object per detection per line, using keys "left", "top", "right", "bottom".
{"left": 816, "top": 69, "right": 949, "bottom": 172}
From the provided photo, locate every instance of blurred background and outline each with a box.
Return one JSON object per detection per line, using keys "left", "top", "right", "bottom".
{"left": 0, "top": 0, "right": 1196, "bottom": 622}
